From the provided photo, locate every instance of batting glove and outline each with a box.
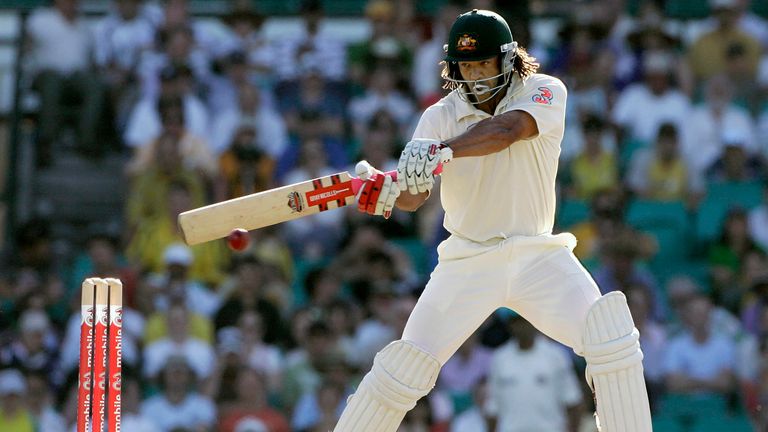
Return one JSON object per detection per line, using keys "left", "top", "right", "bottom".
{"left": 397, "top": 138, "right": 452, "bottom": 195}
{"left": 355, "top": 161, "right": 400, "bottom": 218}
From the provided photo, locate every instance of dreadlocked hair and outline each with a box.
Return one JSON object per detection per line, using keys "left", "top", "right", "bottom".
{"left": 440, "top": 46, "right": 540, "bottom": 91}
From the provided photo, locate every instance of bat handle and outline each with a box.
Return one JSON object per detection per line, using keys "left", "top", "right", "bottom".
{"left": 350, "top": 164, "right": 443, "bottom": 194}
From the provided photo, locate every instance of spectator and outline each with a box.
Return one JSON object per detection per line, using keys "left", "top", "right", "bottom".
{"left": 273, "top": 0, "right": 346, "bottom": 82}
{"left": 27, "top": 0, "right": 106, "bottom": 164}
{"left": 663, "top": 295, "right": 737, "bottom": 398}
{"left": 399, "top": 397, "right": 449, "bottom": 432}
{"left": 216, "top": 119, "right": 277, "bottom": 200}
{"left": 682, "top": 74, "right": 758, "bottom": 175}
{"left": 0, "top": 369, "right": 33, "bottom": 432}
{"left": 94, "top": 0, "right": 156, "bottom": 130}
{"left": 304, "top": 267, "right": 343, "bottom": 310}
{"left": 748, "top": 182, "right": 768, "bottom": 250}
{"left": 708, "top": 208, "right": 765, "bottom": 312}
{"left": 705, "top": 131, "right": 765, "bottom": 183}
{"left": 275, "top": 110, "right": 349, "bottom": 181}
{"left": 348, "top": 284, "right": 399, "bottom": 369}
{"left": 485, "top": 315, "right": 583, "bottom": 432}
{"left": 687, "top": 0, "right": 761, "bottom": 83}
{"left": 348, "top": 65, "right": 416, "bottom": 140}
{"left": 139, "top": 243, "right": 222, "bottom": 317}
{"left": 239, "top": 310, "right": 284, "bottom": 390}
{"left": 449, "top": 377, "right": 489, "bottom": 432}
{"left": 125, "top": 64, "right": 210, "bottom": 150}
{"left": 563, "top": 114, "right": 618, "bottom": 201}
{"left": 438, "top": 333, "right": 491, "bottom": 411}
{"left": 611, "top": 51, "right": 690, "bottom": 145}
{"left": 120, "top": 375, "right": 159, "bottom": 431}
{"left": 567, "top": 187, "right": 629, "bottom": 264}
{"left": 626, "top": 287, "right": 667, "bottom": 411}
{"left": 411, "top": 1, "right": 464, "bottom": 104}
{"left": 126, "top": 182, "right": 229, "bottom": 285}
{"left": 218, "top": 366, "right": 290, "bottom": 432}
{"left": 347, "top": 0, "right": 412, "bottom": 88}
{"left": 628, "top": 122, "right": 702, "bottom": 204}
{"left": 219, "top": 6, "right": 275, "bottom": 82}
{"left": 210, "top": 82, "right": 287, "bottom": 158}
{"left": 214, "top": 254, "right": 287, "bottom": 345}
{"left": 0, "top": 309, "right": 59, "bottom": 387}
{"left": 592, "top": 231, "right": 661, "bottom": 313}
{"left": 281, "top": 321, "right": 337, "bottom": 410}
{"left": 666, "top": 275, "right": 743, "bottom": 338}
{"left": 291, "top": 356, "right": 353, "bottom": 432}
{"left": 276, "top": 63, "right": 346, "bottom": 140}
{"left": 24, "top": 371, "right": 64, "bottom": 432}
{"left": 142, "top": 301, "right": 216, "bottom": 380}
{"left": 140, "top": 355, "right": 217, "bottom": 431}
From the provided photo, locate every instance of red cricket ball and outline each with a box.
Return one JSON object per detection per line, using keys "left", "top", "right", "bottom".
{"left": 227, "top": 228, "right": 250, "bottom": 251}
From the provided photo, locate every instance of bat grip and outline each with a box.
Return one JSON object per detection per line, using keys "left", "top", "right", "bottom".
{"left": 350, "top": 164, "right": 443, "bottom": 194}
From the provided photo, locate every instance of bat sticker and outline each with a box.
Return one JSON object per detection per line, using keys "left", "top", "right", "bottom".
{"left": 287, "top": 191, "right": 304, "bottom": 213}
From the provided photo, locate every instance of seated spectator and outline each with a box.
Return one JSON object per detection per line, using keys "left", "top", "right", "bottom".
{"left": 219, "top": 6, "right": 275, "bottom": 83}
{"left": 348, "top": 284, "right": 398, "bottom": 369}
{"left": 348, "top": 65, "right": 416, "bottom": 141}
{"left": 611, "top": 51, "right": 690, "bottom": 145}
{"left": 353, "top": 111, "right": 401, "bottom": 172}
{"left": 275, "top": 110, "right": 349, "bottom": 181}
{"left": 24, "top": 371, "right": 64, "bottom": 432}
{"left": 563, "top": 114, "right": 618, "bottom": 201}
{"left": 449, "top": 377, "right": 489, "bottom": 432}
{"left": 438, "top": 333, "right": 491, "bottom": 409}
{"left": 218, "top": 367, "right": 289, "bottom": 432}
{"left": 124, "top": 129, "right": 207, "bottom": 232}
{"left": 143, "top": 301, "right": 216, "bottom": 381}
{"left": 277, "top": 62, "right": 346, "bottom": 140}
{"left": 687, "top": 0, "right": 761, "bottom": 83}
{"left": 682, "top": 74, "right": 757, "bottom": 176}
{"left": 214, "top": 255, "right": 287, "bottom": 345}
{"left": 239, "top": 311, "right": 284, "bottom": 390}
{"left": 592, "top": 231, "right": 664, "bottom": 319}
{"left": 705, "top": 130, "right": 766, "bottom": 183}
{"left": 272, "top": 0, "right": 345, "bottom": 83}
{"left": 281, "top": 321, "right": 338, "bottom": 411}
{"left": 347, "top": 0, "right": 412, "bottom": 89}
{"left": 666, "top": 275, "right": 743, "bottom": 338}
{"left": 125, "top": 64, "right": 210, "bottom": 149}
{"left": 210, "top": 81, "right": 287, "bottom": 161}
{"left": 139, "top": 243, "right": 222, "bottom": 318}
{"left": 663, "top": 295, "right": 737, "bottom": 398}
{"left": 626, "top": 287, "right": 667, "bottom": 411}
{"left": 94, "top": 0, "right": 156, "bottom": 130}
{"left": 485, "top": 314, "right": 583, "bottom": 432}
{"left": 140, "top": 355, "right": 217, "bottom": 431}
{"left": 128, "top": 93, "right": 217, "bottom": 178}
{"left": 628, "top": 122, "right": 702, "bottom": 204}
{"left": 303, "top": 267, "right": 343, "bottom": 310}
{"left": 207, "top": 50, "right": 260, "bottom": 115}
{"left": 27, "top": 0, "right": 106, "bottom": 164}
{"left": 0, "top": 369, "right": 33, "bottom": 432}
{"left": 120, "top": 375, "right": 159, "bottom": 432}
{"left": 567, "top": 187, "right": 629, "bottom": 264}
{"left": 68, "top": 227, "right": 139, "bottom": 308}
{"left": 748, "top": 182, "right": 768, "bottom": 250}
{"left": 126, "top": 183, "right": 229, "bottom": 285}
{"left": 291, "top": 357, "right": 353, "bottom": 432}
{"left": 0, "top": 309, "right": 59, "bottom": 388}
{"left": 136, "top": 23, "right": 211, "bottom": 100}
{"left": 708, "top": 208, "right": 765, "bottom": 313}
{"left": 399, "top": 397, "right": 449, "bottom": 432}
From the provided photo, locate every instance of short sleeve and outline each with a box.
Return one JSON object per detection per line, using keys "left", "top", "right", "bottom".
{"left": 411, "top": 104, "right": 444, "bottom": 141}
{"left": 511, "top": 77, "right": 567, "bottom": 139}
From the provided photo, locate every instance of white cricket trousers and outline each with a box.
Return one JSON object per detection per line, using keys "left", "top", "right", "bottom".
{"left": 402, "top": 232, "right": 602, "bottom": 363}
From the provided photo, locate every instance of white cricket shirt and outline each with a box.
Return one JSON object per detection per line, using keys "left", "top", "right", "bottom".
{"left": 412, "top": 74, "right": 567, "bottom": 242}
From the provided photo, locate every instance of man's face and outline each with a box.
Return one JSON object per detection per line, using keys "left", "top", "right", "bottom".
{"left": 458, "top": 57, "right": 501, "bottom": 103}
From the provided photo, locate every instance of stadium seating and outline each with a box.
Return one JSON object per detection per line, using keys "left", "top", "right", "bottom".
{"left": 694, "top": 181, "right": 763, "bottom": 242}
{"left": 556, "top": 198, "right": 590, "bottom": 230}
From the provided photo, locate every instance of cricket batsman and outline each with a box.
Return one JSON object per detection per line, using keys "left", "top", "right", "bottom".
{"left": 337, "top": 9, "right": 652, "bottom": 431}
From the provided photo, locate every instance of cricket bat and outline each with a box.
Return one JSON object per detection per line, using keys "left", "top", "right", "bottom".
{"left": 178, "top": 162, "right": 442, "bottom": 246}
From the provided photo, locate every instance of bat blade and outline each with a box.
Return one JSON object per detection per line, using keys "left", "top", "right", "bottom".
{"left": 178, "top": 171, "right": 363, "bottom": 245}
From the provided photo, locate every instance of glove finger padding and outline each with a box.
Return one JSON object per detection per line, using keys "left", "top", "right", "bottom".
{"left": 397, "top": 138, "right": 442, "bottom": 195}
{"left": 376, "top": 175, "right": 400, "bottom": 218}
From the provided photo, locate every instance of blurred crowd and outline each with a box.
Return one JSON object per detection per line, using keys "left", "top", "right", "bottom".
{"left": 0, "top": 0, "right": 767, "bottom": 431}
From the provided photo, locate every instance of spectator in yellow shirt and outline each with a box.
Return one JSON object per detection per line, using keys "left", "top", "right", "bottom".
{"left": 564, "top": 115, "right": 618, "bottom": 201}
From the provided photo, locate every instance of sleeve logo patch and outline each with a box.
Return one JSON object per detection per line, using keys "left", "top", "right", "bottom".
{"left": 456, "top": 33, "right": 478, "bottom": 52}
{"left": 532, "top": 86, "right": 554, "bottom": 105}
